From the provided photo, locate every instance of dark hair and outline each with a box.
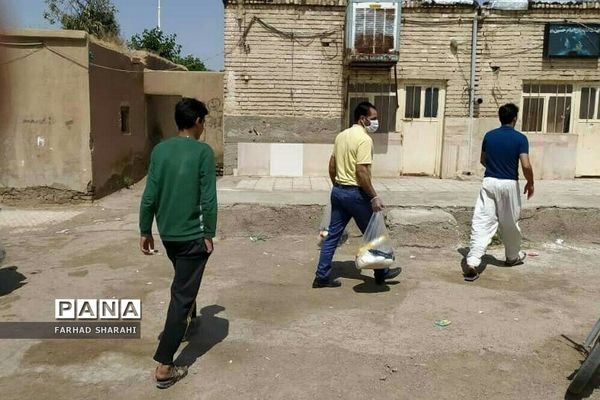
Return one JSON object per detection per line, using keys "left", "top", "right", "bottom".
{"left": 499, "top": 103, "right": 519, "bottom": 125}
{"left": 175, "top": 98, "right": 209, "bottom": 130}
{"left": 354, "top": 101, "right": 377, "bottom": 123}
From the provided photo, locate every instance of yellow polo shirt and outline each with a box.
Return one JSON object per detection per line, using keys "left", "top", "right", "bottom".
{"left": 333, "top": 124, "right": 373, "bottom": 186}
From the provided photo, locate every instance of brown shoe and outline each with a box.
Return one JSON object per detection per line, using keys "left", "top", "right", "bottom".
{"left": 155, "top": 365, "right": 188, "bottom": 389}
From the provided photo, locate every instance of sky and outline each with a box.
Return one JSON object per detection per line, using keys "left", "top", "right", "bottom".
{"left": 3, "top": 0, "right": 225, "bottom": 70}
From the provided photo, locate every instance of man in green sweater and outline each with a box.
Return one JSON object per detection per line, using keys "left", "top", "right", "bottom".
{"left": 139, "top": 97, "right": 217, "bottom": 389}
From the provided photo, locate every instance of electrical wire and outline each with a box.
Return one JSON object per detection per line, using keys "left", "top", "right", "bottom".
{"left": 0, "top": 48, "right": 44, "bottom": 66}
{"left": 239, "top": 16, "right": 343, "bottom": 48}
{"left": 0, "top": 41, "right": 44, "bottom": 47}
{"left": 45, "top": 45, "right": 88, "bottom": 69}
{"left": 486, "top": 43, "right": 544, "bottom": 58}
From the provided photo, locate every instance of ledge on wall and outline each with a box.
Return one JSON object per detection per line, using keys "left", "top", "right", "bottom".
{"left": 88, "top": 36, "right": 187, "bottom": 72}
{"left": 223, "top": 0, "right": 346, "bottom": 5}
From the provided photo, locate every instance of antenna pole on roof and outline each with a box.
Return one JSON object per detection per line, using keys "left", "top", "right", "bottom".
{"left": 158, "top": 0, "right": 162, "bottom": 30}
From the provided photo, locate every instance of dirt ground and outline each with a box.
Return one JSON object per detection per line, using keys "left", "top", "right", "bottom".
{"left": 0, "top": 187, "right": 599, "bottom": 399}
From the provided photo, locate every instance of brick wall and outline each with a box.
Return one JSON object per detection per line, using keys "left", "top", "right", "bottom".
{"left": 397, "top": 6, "right": 476, "bottom": 118}
{"left": 224, "top": 1, "right": 600, "bottom": 178}
{"left": 477, "top": 7, "right": 600, "bottom": 117}
{"left": 224, "top": 4, "right": 346, "bottom": 119}
{"left": 225, "top": 2, "right": 600, "bottom": 121}
{"left": 223, "top": 2, "right": 347, "bottom": 173}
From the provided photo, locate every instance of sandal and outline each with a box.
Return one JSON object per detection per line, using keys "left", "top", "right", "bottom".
{"left": 463, "top": 267, "right": 480, "bottom": 282}
{"left": 155, "top": 365, "right": 188, "bottom": 389}
{"left": 505, "top": 251, "right": 527, "bottom": 266}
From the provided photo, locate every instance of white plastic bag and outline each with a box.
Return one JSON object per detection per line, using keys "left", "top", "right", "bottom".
{"left": 318, "top": 203, "right": 348, "bottom": 247}
{"left": 355, "top": 212, "right": 395, "bottom": 270}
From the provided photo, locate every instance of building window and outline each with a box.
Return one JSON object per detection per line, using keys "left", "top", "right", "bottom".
{"left": 580, "top": 87, "right": 600, "bottom": 120}
{"left": 348, "top": 82, "right": 397, "bottom": 133}
{"left": 120, "top": 105, "right": 130, "bottom": 134}
{"left": 522, "top": 84, "right": 572, "bottom": 133}
{"left": 405, "top": 86, "right": 421, "bottom": 119}
{"left": 424, "top": 87, "right": 439, "bottom": 118}
{"left": 404, "top": 86, "right": 440, "bottom": 120}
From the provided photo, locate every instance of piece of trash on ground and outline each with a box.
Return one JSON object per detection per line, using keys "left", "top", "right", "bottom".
{"left": 528, "top": 251, "right": 539, "bottom": 257}
{"left": 478, "top": 310, "right": 484, "bottom": 314}
{"left": 250, "top": 235, "right": 267, "bottom": 242}
{"left": 379, "top": 375, "right": 387, "bottom": 381}
{"left": 434, "top": 319, "right": 452, "bottom": 327}
{"left": 56, "top": 229, "right": 69, "bottom": 234}
{"left": 146, "top": 282, "right": 152, "bottom": 285}
{"left": 555, "top": 239, "right": 564, "bottom": 245}
{"left": 409, "top": 255, "right": 416, "bottom": 259}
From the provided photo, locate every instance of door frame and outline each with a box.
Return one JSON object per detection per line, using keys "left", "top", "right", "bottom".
{"left": 397, "top": 81, "right": 447, "bottom": 177}
{"left": 573, "top": 82, "right": 600, "bottom": 176}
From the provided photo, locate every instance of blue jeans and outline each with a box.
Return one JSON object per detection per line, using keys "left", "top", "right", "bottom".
{"left": 315, "top": 185, "right": 388, "bottom": 281}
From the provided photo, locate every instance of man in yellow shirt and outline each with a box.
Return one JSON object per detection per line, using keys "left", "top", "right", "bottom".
{"left": 313, "top": 102, "right": 401, "bottom": 288}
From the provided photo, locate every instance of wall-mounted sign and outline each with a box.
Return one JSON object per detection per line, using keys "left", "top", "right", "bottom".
{"left": 544, "top": 23, "right": 600, "bottom": 58}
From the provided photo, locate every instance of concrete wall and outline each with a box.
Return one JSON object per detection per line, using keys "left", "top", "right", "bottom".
{"left": 0, "top": 30, "right": 92, "bottom": 193}
{"left": 0, "top": 30, "right": 198, "bottom": 201}
{"left": 144, "top": 71, "right": 224, "bottom": 165}
{"left": 237, "top": 141, "right": 403, "bottom": 177}
{"left": 0, "top": 8, "right": 7, "bottom": 124}
{"left": 88, "top": 40, "right": 147, "bottom": 198}
{"left": 145, "top": 94, "right": 181, "bottom": 152}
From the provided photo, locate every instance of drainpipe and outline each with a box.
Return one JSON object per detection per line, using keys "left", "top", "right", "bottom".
{"left": 467, "top": 7, "right": 480, "bottom": 172}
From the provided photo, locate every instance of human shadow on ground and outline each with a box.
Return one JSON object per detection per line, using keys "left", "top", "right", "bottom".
{"left": 0, "top": 266, "right": 27, "bottom": 297}
{"left": 331, "top": 261, "right": 399, "bottom": 293}
{"left": 175, "top": 305, "right": 229, "bottom": 368}
{"left": 561, "top": 334, "right": 600, "bottom": 399}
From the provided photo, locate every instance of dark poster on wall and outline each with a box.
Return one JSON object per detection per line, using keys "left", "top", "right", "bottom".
{"left": 544, "top": 23, "right": 600, "bottom": 58}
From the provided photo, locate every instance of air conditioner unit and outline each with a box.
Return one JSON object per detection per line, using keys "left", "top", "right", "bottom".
{"left": 346, "top": 1, "right": 401, "bottom": 66}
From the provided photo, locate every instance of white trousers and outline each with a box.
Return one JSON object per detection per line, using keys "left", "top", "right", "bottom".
{"left": 467, "top": 177, "right": 522, "bottom": 267}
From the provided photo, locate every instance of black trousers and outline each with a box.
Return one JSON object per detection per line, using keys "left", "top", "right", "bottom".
{"left": 154, "top": 238, "right": 210, "bottom": 365}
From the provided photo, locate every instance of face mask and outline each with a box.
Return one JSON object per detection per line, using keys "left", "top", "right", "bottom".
{"left": 365, "top": 119, "right": 379, "bottom": 133}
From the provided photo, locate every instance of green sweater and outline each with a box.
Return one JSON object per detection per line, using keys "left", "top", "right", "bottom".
{"left": 139, "top": 136, "right": 217, "bottom": 241}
